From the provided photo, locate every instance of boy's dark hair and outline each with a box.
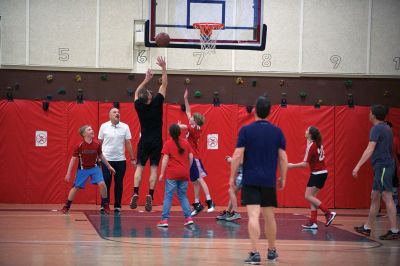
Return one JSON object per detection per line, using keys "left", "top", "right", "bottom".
{"left": 169, "top": 124, "right": 184, "bottom": 154}
{"left": 255, "top": 96, "right": 271, "bottom": 119}
{"left": 138, "top": 88, "right": 151, "bottom": 104}
{"left": 371, "top": 105, "right": 388, "bottom": 121}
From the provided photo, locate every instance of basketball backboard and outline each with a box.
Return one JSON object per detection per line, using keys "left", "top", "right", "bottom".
{"left": 145, "top": 0, "right": 267, "bottom": 50}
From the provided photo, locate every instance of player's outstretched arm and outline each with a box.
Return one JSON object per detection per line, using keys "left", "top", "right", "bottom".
{"left": 156, "top": 56, "right": 168, "bottom": 97}
{"left": 184, "top": 88, "right": 192, "bottom": 120}
{"left": 65, "top": 157, "right": 78, "bottom": 182}
{"left": 135, "top": 69, "right": 153, "bottom": 101}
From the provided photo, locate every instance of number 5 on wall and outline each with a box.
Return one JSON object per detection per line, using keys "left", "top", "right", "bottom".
{"left": 58, "top": 48, "right": 70, "bottom": 61}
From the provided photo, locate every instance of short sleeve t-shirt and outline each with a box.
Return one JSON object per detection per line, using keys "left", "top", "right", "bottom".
{"left": 73, "top": 140, "right": 102, "bottom": 169}
{"left": 98, "top": 121, "right": 132, "bottom": 161}
{"left": 303, "top": 141, "right": 327, "bottom": 173}
{"left": 161, "top": 137, "right": 193, "bottom": 181}
{"left": 134, "top": 93, "right": 164, "bottom": 142}
{"left": 186, "top": 124, "right": 201, "bottom": 158}
{"left": 369, "top": 122, "right": 394, "bottom": 167}
{"left": 237, "top": 120, "right": 286, "bottom": 188}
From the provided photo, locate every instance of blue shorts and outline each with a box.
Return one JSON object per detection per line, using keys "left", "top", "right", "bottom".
{"left": 74, "top": 166, "right": 104, "bottom": 189}
{"left": 190, "top": 158, "right": 208, "bottom": 182}
{"left": 373, "top": 164, "right": 395, "bottom": 192}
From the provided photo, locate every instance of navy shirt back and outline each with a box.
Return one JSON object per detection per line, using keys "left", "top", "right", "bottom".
{"left": 370, "top": 122, "right": 394, "bottom": 167}
{"left": 236, "top": 120, "right": 286, "bottom": 188}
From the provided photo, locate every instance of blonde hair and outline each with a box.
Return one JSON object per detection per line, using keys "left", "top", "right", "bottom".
{"left": 79, "top": 125, "right": 91, "bottom": 137}
{"left": 193, "top": 113, "right": 205, "bottom": 127}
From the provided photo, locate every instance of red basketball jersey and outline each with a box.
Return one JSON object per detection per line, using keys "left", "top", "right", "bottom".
{"left": 161, "top": 137, "right": 193, "bottom": 180}
{"left": 303, "top": 141, "right": 327, "bottom": 173}
{"left": 73, "top": 140, "right": 102, "bottom": 169}
{"left": 186, "top": 124, "right": 201, "bottom": 158}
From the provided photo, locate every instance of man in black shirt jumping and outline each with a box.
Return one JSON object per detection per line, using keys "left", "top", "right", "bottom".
{"left": 130, "top": 56, "right": 167, "bottom": 212}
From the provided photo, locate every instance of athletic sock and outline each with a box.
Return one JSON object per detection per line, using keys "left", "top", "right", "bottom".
{"left": 195, "top": 198, "right": 200, "bottom": 204}
{"left": 134, "top": 187, "right": 139, "bottom": 195}
{"left": 318, "top": 203, "right": 329, "bottom": 214}
{"left": 206, "top": 195, "right": 211, "bottom": 201}
{"left": 310, "top": 210, "right": 318, "bottom": 223}
{"left": 149, "top": 189, "right": 154, "bottom": 199}
{"left": 66, "top": 200, "right": 72, "bottom": 208}
{"left": 101, "top": 197, "right": 108, "bottom": 206}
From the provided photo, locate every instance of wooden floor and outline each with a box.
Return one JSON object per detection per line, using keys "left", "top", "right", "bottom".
{"left": 0, "top": 204, "right": 399, "bottom": 266}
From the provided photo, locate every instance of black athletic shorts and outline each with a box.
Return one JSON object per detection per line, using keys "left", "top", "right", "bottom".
{"left": 307, "top": 172, "right": 328, "bottom": 189}
{"left": 137, "top": 139, "right": 162, "bottom": 166}
{"left": 241, "top": 185, "right": 277, "bottom": 207}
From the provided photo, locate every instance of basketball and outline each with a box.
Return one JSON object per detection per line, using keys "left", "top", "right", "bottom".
{"left": 155, "top": 32, "right": 170, "bottom": 47}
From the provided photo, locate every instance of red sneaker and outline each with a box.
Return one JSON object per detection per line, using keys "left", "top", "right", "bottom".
{"left": 157, "top": 220, "right": 168, "bottom": 227}
{"left": 61, "top": 206, "right": 69, "bottom": 214}
{"left": 184, "top": 217, "right": 194, "bottom": 226}
{"left": 103, "top": 204, "right": 111, "bottom": 215}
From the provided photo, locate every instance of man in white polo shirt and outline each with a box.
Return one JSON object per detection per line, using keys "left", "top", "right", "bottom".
{"left": 98, "top": 107, "right": 136, "bottom": 212}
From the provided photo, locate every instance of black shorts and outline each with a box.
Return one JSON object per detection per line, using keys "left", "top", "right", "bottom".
{"left": 137, "top": 139, "right": 162, "bottom": 166}
{"left": 241, "top": 185, "right": 277, "bottom": 207}
{"left": 307, "top": 172, "right": 328, "bottom": 189}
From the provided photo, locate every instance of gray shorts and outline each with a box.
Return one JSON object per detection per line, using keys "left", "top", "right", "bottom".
{"left": 373, "top": 164, "right": 395, "bottom": 192}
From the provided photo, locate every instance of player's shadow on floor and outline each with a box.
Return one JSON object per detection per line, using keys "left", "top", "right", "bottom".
{"left": 84, "top": 211, "right": 374, "bottom": 242}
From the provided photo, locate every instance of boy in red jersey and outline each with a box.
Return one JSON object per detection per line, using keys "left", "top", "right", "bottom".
{"left": 62, "top": 125, "right": 116, "bottom": 214}
{"left": 288, "top": 126, "right": 336, "bottom": 229}
{"left": 157, "top": 124, "right": 194, "bottom": 227}
{"left": 178, "top": 88, "right": 215, "bottom": 216}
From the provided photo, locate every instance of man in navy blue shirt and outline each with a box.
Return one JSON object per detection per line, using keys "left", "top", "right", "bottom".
{"left": 230, "top": 96, "right": 288, "bottom": 263}
{"left": 353, "top": 104, "right": 399, "bottom": 240}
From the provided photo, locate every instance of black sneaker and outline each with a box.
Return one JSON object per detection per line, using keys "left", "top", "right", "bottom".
{"left": 205, "top": 199, "right": 215, "bottom": 213}
{"left": 379, "top": 230, "right": 400, "bottom": 240}
{"left": 354, "top": 225, "right": 371, "bottom": 236}
{"left": 267, "top": 248, "right": 278, "bottom": 261}
{"left": 216, "top": 210, "right": 230, "bottom": 220}
{"left": 130, "top": 194, "right": 138, "bottom": 209}
{"left": 244, "top": 251, "right": 261, "bottom": 265}
{"left": 191, "top": 203, "right": 204, "bottom": 216}
{"left": 145, "top": 195, "right": 153, "bottom": 212}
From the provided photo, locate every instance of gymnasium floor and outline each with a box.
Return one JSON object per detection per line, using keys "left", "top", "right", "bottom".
{"left": 0, "top": 204, "right": 399, "bottom": 266}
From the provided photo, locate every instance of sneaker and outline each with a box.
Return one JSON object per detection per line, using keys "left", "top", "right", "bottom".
{"left": 379, "top": 230, "right": 400, "bottom": 240}
{"left": 103, "top": 204, "right": 110, "bottom": 215}
{"left": 225, "top": 211, "right": 241, "bottom": 221}
{"left": 114, "top": 207, "right": 121, "bottom": 213}
{"left": 325, "top": 211, "right": 336, "bottom": 226}
{"left": 216, "top": 210, "right": 230, "bottom": 220}
{"left": 267, "top": 248, "right": 279, "bottom": 261}
{"left": 100, "top": 206, "right": 104, "bottom": 213}
{"left": 130, "top": 194, "right": 138, "bottom": 209}
{"left": 61, "top": 206, "right": 69, "bottom": 214}
{"left": 244, "top": 251, "right": 261, "bottom": 265}
{"left": 157, "top": 220, "right": 168, "bottom": 227}
{"left": 184, "top": 217, "right": 194, "bottom": 226}
{"left": 191, "top": 203, "right": 204, "bottom": 216}
{"left": 205, "top": 199, "right": 215, "bottom": 213}
{"left": 354, "top": 225, "right": 371, "bottom": 236}
{"left": 145, "top": 195, "right": 153, "bottom": 212}
{"left": 302, "top": 221, "right": 318, "bottom": 230}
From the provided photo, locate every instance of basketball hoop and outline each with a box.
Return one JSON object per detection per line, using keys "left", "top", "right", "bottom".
{"left": 193, "top": 22, "right": 224, "bottom": 55}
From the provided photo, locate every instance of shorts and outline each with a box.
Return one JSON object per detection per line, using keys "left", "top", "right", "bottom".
{"left": 373, "top": 164, "right": 395, "bottom": 192}
{"left": 307, "top": 172, "right": 328, "bottom": 189}
{"left": 241, "top": 185, "right": 277, "bottom": 207}
{"left": 137, "top": 139, "right": 162, "bottom": 166}
{"left": 74, "top": 166, "right": 104, "bottom": 189}
{"left": 190, "top": 158, "right": 208, "bottom": 182}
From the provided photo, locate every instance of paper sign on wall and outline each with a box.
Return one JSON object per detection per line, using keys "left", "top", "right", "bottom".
{"left": 207, "top": 134, "right": 218, "bottom": 150}
{"left": 35, "top": 131, "right": 48, "bottom": 147}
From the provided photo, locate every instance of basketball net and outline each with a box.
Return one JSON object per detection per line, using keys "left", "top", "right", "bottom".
{"left": 193, "top": 23, "right": 224, "bottom": 55}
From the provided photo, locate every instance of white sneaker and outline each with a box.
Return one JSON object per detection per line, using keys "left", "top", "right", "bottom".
{"left": 302, "top": 222, "right": 318, "bottom": 230}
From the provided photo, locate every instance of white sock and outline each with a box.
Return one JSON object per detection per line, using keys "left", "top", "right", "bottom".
{"left": 206, "top": 195, "right": 211, "bottom": 201}
{"left": 390, "top": 228, "right": 399, "bottom": 233}
{"left": 195, "top": 198, "right": 200, "bottom": 203}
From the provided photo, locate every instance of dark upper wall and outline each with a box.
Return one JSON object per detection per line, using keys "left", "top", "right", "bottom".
{"left": 1, "top": 69, "right": 399, "bottom": 107}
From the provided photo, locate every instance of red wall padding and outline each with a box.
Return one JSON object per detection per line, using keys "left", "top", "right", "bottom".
{"left": 0, "top": 99, "right": 399, "bottom": 208}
